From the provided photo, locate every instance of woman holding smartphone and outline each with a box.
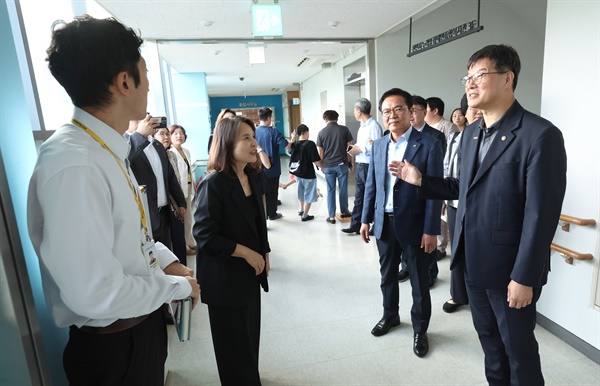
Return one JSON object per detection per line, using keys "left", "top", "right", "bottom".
{"left": 194, "top": 116, "right": 269, "bottom": 386}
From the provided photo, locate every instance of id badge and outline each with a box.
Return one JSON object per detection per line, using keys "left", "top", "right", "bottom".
{"left": 142, "top": 236, "right": 159, "bottom": 271}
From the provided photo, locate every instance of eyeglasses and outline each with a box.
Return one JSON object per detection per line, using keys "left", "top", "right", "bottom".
{"left": 411, "top": 108, "right": 425, "bottom": 115}
{"left": 155, "top": 131, "right": 170, "bottom": 137}
{"left": 381, "top": 105, "right": 407, "bottom": 118}
{"left": 461, "top": 71, "right": 508, "bottom": 86}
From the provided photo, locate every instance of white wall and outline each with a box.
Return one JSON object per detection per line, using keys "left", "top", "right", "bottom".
{"left": 537, "top": 0, "right": 600, "bottom": 349}
{"left": 300, "top": 45, "right": 368, "bottom": 142}
{"left": 375, "top": 0, "right": 547, "bottom": 118}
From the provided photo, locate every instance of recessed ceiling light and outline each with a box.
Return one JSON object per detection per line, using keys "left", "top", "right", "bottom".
{"left": 201, "top": 20, "right": 213, "bottom": 27}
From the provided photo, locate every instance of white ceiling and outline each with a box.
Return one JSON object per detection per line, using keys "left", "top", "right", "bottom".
{"left": 97, "top": 0, "right": 440, "bottom": 97}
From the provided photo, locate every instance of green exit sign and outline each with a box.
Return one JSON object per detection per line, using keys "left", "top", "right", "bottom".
{"left": 252, "top": 4, "right": 283, "bottom": 37}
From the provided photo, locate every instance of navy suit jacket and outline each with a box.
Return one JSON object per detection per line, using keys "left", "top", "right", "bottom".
{"left": 362, "top": 129, "right": 443, "bottom": 244}
{"left": 127, "top": 132, "right": 186, "bottom": 233}
{"left": 421, "top": 123, "right": 447, "bottom": 157}
{"left": 194, "top": 170, "right": 269, "bottom": 307}
{"left": 419, "top": 101, "right": 567, "bottom": 289}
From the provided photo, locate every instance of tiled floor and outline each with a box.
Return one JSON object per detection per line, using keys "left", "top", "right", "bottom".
{"left": 166, "top": 173, "right": 600, "bottom": 385}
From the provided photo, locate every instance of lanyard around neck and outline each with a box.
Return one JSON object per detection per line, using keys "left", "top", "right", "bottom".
{"left": 72, "top": 118, "right": 149, "bottom": 236}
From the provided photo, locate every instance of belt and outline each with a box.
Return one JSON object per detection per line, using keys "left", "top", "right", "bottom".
{"left": 76, "top": 314, "right": 149, "bottom": 334}
{"left": 385, "top": 212, "right": 394, "bottom": 220}
{"left": 356, "top": 162, "right": 369, "bottom": 166}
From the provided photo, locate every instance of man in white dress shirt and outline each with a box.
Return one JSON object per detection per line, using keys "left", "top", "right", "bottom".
{"left": 27, "top": 16, "right": 199, "bottom": 385}
{"left": 344, "top": 98, "right": 383, "bottom": 234}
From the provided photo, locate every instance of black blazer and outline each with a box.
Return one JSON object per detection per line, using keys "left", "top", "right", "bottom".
{"left": 419, "top": 101, "right": 567, "bottom": 290}
{"left": 194, "top": 170, "right": 270, "bottom": 307}
{"left": 421, "top": 123, "right": 447, "bottom": 157}
{"left": 127, "top": 132, "right": 186, "bottom": 232}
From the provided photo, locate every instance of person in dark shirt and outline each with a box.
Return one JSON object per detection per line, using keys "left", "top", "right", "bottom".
{"left": 288, "top": 124, "right": 323, "bottom": 221}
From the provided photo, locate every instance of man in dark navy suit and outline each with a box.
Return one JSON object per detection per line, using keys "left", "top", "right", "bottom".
{"left": 394, "top": 45, "right": 567, "bottom": 385}
{"left": 128, "top": 117, "right": 187, "bottom": 248}
{"left": 360, "top": 88, "right": 443, "bottom": 358}
{"left": 397, "top": 95, "right": 446, "bottom": 288}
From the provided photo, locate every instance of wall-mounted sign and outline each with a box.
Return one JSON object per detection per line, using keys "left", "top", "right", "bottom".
{"left": 407, "top": 0, "right": 484, "bottom": 57}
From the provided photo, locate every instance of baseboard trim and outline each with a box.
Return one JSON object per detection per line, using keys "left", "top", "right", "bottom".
{"left": 537, "top": 313, "right": 600, "bottom": 364}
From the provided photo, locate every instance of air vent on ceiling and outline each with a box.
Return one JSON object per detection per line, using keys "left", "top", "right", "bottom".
{"left": 296, "top": 57, "right": 310, "bottom": 67}
{"left": 271, "top": 87, "right": 281, "bottom": 92}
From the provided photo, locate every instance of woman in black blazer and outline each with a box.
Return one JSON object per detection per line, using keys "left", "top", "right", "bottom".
{"left": 194, "top": 116, "right": 269, "bottom": 386}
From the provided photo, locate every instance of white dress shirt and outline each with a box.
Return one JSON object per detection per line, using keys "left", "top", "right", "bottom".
{"left": 27, "top": 107, "right": 191, "bottom": 328}
{"left": 143, "top": 136, "right": 167, "bottom": 207}
{"left": 384, "top": 128, "right": 412, "bottom": 212}
{"left": 354, "top": 117, "right": 383, "bottom": 164}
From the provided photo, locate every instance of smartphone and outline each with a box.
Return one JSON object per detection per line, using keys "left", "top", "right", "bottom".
{"left": 150, "top": 116, "right": 167, "bottom": 129}
{"left": 347, "top": 145, "right": 354, "bottom": 152}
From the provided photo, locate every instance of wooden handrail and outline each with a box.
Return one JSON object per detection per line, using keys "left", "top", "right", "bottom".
{"left": 558, "top": 214, "right": 596, "bottom": 232}
{"left": 551, "top": 243, "right": 593, "bottom": 265}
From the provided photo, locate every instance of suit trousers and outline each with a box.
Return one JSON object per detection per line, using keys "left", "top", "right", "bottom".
{"left": 265, "top": 176, "right": 280, "bottom": 218}
{"left": 446, "top": 205, "right": 468, "bottom": 304}
{"left": 184, "top": 187, "right": 196, "bottom": 248}
{"left": 208, "top": 284, "right": 262, "bottom": 386}
{"left": 376, "top": 215, "right": 431, "bottom": 334}
{"left": 465, "top": 271, "right": 543, "bottom": 386}
{"left": 170, "top": 215, "right": 187, "bottom": 266}
{"left": 350, "top": 163, "right": 369, "bottom": 229}
{"left": 400, "top": 250, "right": 438, "bottom": 281}
{"left": 153, "top": 206, "right": 172, "bottom": 249}
{"left": 64, "top": 307, "right": 167, "bottom": 386}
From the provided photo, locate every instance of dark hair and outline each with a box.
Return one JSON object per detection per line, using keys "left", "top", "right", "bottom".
{"left": 258, "top": 107, "right": 273, "bottom": 122}
{"left": 46, "top": 15, "right": 143, "bottom": 108}
{"left": 378, "top": 88, "right": 413, "bottom": 111}
{"left": 451, "top": 108, "right": 464, "bottom": 122}
{"left": 467, "top": 44, "right": 521, "bottom": 91}
{"left": 354, "top": 98, "right": 371, "bottom": 115}
{"left": 323, "top": 110, "right": 339, "bottom": 121}
{"left": 460, "top": 93, "right": 468, "bottom": 116}
{"left": 216, "top": 108, "right": 236, "bottom": 124}
{"left": 295, "top": 124, "right": 309, "bottom": 136}
{"left": 169, "top": 124, "right": 187, "bottom": 140}
{"left": 411, "top": 95, "right": 427, "bottom": 109}
{"left": 426, "top": 97, "right": 445, "bottom": 117}
{"left": 208, "top": 117, "right": 261, "bottom": 176}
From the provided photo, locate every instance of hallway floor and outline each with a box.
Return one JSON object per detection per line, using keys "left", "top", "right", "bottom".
{"left": 166, "top": 173, "right": 599, "bottom": 385}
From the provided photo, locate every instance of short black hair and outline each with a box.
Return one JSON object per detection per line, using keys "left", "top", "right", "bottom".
{"left": 323, "top": 110, "right": 339, "bottom": 121}
{"left": 467, "top": 44, "right": 521, "bottom": 91}
{"left": 460, "top": 93, "right": 468, "bottom": 116}
{"left": 378, "top": 88, "right": 413, "bottom": 112}
{"left": 295, "top": 124, "right": 309, "bottom": 136}
{"left": 258, "top": 107, "right": 273, "bottom": 122}
{"left": 411, "top": 95, "right": 427, "bottom": 109}
{"left": 46, "top": 15, "right": 143, "bottom": 108}
{"left": 426, "top": 97, "right": 445, "bottom": 117}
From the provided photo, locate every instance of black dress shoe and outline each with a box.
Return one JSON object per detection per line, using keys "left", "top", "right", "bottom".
{"left": 436, "top": 250, "right": 447, "bottom": 261}
{"left": 268, "top": 213, "right": 283, "bottom": 220}
{"left": 442, "top": 300, "right": 464, "bottom": 313}
{"left": 413, "top": 333, "right": 429, "bottom": 357}
{"left": 326, "top": 217, "right": 336, "bottom": 224}
{"left": 429, "top": 276, "right": 438, "bottom": 289}
{"left": 397, "top": 270, "right": 409, "bottom": 282}
{"left": 277, "top": 200, "right": 282, "bottom": 206}
{"left": 301, "top": 215, "right": 314, "bottom": 222}
{"left": 341, "top": 226, "right": 360, "bottom": 234}
{"left": 371, "top": 316, "right": 400, "bottom": 337}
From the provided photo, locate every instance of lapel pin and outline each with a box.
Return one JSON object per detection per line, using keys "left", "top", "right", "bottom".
{"left": 473, "top": 136, "right": 478, "bottom": 140}
{"left": 413, "top": 144, "right": 416, "bottom": 147}
{"left": 501, "top": 136, "right": 507, "bottom": 141}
